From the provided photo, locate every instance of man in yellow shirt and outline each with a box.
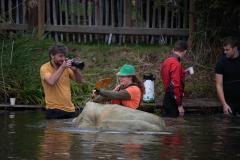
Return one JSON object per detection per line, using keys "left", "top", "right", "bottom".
{"left": 40, "top": 44, "right": 82, "bottom": 119}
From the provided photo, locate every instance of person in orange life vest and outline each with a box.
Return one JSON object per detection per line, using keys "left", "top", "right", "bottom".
{"left": 160, "top": 40, "right": 188, "bottom": 117}
{"left": 93, "top": 64, "right": 145, "bottom": 109}
{"left": 40, "top": 43, "right": 82, "bottom": 119}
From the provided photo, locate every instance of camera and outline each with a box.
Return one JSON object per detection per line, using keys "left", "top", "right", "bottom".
{"left": 71, "top": 59, "right": 85, "bottom": 70}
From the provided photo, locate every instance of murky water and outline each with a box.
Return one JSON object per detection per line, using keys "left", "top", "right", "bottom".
{"left": 0, "top": 110, "right": 240, "bottom": 160}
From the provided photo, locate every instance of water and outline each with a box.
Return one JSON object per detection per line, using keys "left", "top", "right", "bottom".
{"left": 1, "top": 110, "right": 240, "bottom": 160}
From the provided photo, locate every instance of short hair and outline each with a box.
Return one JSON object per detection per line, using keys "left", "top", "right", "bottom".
{"left": 223, "top": 37, "right": 238, "bottom": 48}
{"left": 48, "top": 43, "right": 68, "bottom": 58}
{"left": 174, "top": 40, "right": 188, "bottom": 52}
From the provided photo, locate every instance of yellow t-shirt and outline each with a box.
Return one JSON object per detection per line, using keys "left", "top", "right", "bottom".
{"left": 40, "top": 62, "right": 75, "bottom": 112}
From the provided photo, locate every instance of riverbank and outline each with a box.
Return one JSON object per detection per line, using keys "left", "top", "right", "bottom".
{"left": 0, "top": 98, "right": 222, "bottom": 114}
{"left": 0, "top": 34, "right": 217, "bottom": 106}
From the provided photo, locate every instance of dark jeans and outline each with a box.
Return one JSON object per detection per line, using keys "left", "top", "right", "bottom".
{"left": 224, "top": 86, "right": 240, "bottom": 116}
{"left": 46, "top": 108, "right": 82, "bottom": 119}
{"left": 162, "top": 92, "right": 179, "bottom": 118}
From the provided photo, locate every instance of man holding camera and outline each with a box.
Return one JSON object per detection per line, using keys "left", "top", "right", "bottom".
{"left": 40, "top": 44, "right": 82, "bottom": 119}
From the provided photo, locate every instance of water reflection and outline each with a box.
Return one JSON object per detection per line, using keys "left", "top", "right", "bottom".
{"left": 161, "top": 131, "right": 183, "bottom": 160}
{"left": 39, "top": 120, "right": 73, "bottom": 160}
{"left": 69, "top": 129, "right": 163, "bottom": 159}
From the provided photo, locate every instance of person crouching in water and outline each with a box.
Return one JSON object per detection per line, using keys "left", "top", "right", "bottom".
{"left": 93, "top": 64, "right": 145, "bottom": 109}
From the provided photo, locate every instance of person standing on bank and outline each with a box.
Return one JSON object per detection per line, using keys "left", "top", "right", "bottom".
{"left": 93, "top": 64, "right": 144, "bottom": 109}
{"left": 160, "top": 40, "right": 188, "bottom": 117}
{"left": 40, "top": 44, "right": 82, "bottom": 119}
{"left": 215, "top": 38, "right": 240, "bottom": 116}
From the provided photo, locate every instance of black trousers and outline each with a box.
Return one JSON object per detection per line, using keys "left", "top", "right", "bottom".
{"left": 224, "top": 86, "right": 240, "bottom": 116}
{"left": 225, "top": 98, "right": 240, "bottom": 116}
{"left": 162, "top": 92, "right": 179, "bottom": 118}
{"left": 46, "top": 108, "right": 82, "bottom": 119}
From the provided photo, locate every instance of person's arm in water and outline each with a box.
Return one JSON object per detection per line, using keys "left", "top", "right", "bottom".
{"left": 215, "top": 73, "right": 232, "bottom": 114}
{"left": 44, "top": 60, "right": 71, "bottom": 86}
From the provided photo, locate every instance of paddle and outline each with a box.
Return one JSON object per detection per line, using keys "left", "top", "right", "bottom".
{"left": 95, "top": 78, "right": 113, "bottom": 90}
{"left": 91, "top": 78, "right": 113, "bottom": 100}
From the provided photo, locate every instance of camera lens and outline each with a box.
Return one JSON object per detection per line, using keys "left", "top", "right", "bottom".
{"left": 71, "top": 60, "right": 85, "bottom": 70}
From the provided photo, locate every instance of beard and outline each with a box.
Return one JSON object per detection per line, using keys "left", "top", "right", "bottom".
{"left": 53, "top": 59, "right": 64, "bottom": 67}
{"left": 226, "top": 53, "right": 235, "bottom": 59}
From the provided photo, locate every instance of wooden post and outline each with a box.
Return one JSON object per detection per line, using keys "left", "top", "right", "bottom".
{"left": 105, "top": 0, "right": 110, "bottom": 43}
{"left": 111, "top": 0, "right": 116, "bottom": 43}
{"left": 151, "top": 2, "right": 157, "bottom": 44}
{"left": 37, "top": 0, "right": 45, "bottom": 39}
{"left": 188, "top": 0, "right": 195, "bottom": 50}
{"left": 8, "top": 0, "right": 13, "bottom": 23}
{"left": 95, "top": 0, "right": 100, "bottom": 25}
{"left": 22, "top": 0, "right": 26, "bottom": 24}
{"left": 94, "top": 0, "right": 100, "bottom": 41}
{"left": 1, "top": 0, "right": 5, "bottom": 23}
{"left": 170, "top": 6, "right": 174, "bottom": 44}
{"left": 99, "top": 0, "right": 103, "bottom": 25}
{"left": 63, "top": 0, "right": 69, "bottom": 41}
{"left": 123, "top": 0, "right": 131, "bottom": 27}
{"left": 83, "top": 0, "right": 87, "bottom": 43}
{"left": 88, "top": 0, "right": 93, "bottom": 42}
{"left": 70, "top": 0, "right": 75, "bottom": 41}
{"left": 158, "top": 5, "right": 164, "bottom": 44}
{"left": 76, "top": 0, "right": 81, "bottom": 43}
{"left": 117, "top": 0, "right": 123, "bottom": 44}
{"left": 183, "top": 0, "right": 188, "bottom": 29}
{"left": 99, "top": 0, "right": 104, "bottom": 41}
{"left": 123, "top": 0, "right": 132, "bottom": 43}
{"left": 16, "top": 0, "right": 20, "bottom": 24}
{"left": 59, "top": 0, "right": 64, "bottom": 41}
{"left": 53, "top": 0, "right": 59, "bottom": 41}
{"left": 164, "top": 4, "right": 168, "bottom": 28}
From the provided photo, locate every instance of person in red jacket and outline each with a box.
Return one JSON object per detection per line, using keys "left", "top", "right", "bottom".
{"left": 160, "top": 40, "right": 188, "bottom": 117}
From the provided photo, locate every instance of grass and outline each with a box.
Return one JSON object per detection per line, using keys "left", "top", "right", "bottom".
{"left": 0, "top": 33, "right": 217, "bottom": 106}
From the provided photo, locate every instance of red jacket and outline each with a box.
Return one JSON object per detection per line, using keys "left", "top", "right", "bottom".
{"left": 160, "top": 56, "right": 185, "bottom": 106}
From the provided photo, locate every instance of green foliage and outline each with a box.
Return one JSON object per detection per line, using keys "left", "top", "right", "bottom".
{"left": 0, "top": 33, "right": 52, "bottom": 104}
{"left": 192, "top": 0, "right": 240, "bottom": 64}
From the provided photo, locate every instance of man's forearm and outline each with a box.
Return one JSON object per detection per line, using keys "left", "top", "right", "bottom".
{"left": 215, "top": 74, "right": 227, "bottom": 106}
{"left": 73, "top": 69, "right": 82, "bottom": 84}
{"left": 216, "top": 84, "right": 227, "bottom": 106}
{"left": 45, "top": 66, "right": 65, "bottom": 85}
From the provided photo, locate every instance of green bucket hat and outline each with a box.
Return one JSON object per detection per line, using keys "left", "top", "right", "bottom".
{"left": 117, "top": 64, "right": 136, "bottom": 76}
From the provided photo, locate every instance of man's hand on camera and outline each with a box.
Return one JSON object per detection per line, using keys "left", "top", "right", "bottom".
{"left": 66, "top": 59, "right": 72, "bottom": 67}
{"left": 60, "top": 59, "right": 72, "bottom": 69}
{"left": 70, "top": 65, "right": 78, "bottom": 71}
